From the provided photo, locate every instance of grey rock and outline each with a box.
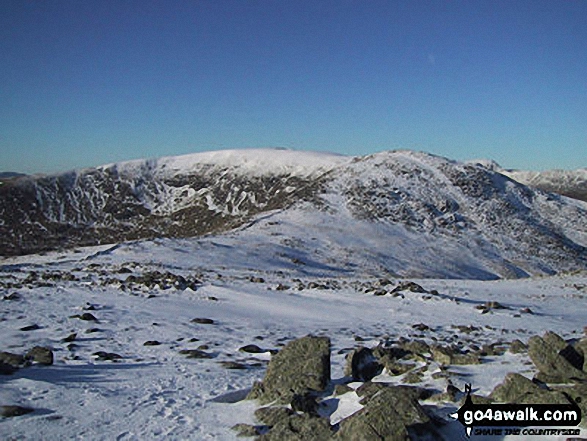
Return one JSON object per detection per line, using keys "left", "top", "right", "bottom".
{"left": 528, "top": 333, "right": 587, "bottom": 382}
{"left": 254, "top": 406, "right": 294, "bottom": 426}
{"left": 0, "top": 351, "right": 26, "bottom": 368}
{"left": 490, "top": 373, "right": 542, "bottom": 402}
{"left": 336, "top": 386, "right": 441, "bottom": 441}
{"left": 25, "top": 346, "right": 54, "bottom": 365}
{"left": 19, "top": 324, "right": 41, "bottom": 331}
{"left": 92, "top": 351, "right": 123, "bottom": 361}
{"left": 509, "top": 339, "right": 527, "bottom": 354}
{"left": 231, "top": 423, "right": 261, "bottom": 437}
{"left": 258, "top": 413, "right": 333, "bottom": 441}
{"left": 247, "top": 335, "right": 330, "bottom": 405}
{"left": 344, "top": 346, "right": 382, "bottom": 381}
{"left": 1, "top": 405, "right": 34, "bottom": 418}
{"left": 179, "top": 349, "right": 213, "bottom": 359}
{"left": 191, "top": 317, "right": 215, "bottom": 325}
{"left": 239, "top": 344, "right": 264, "bottom": 354}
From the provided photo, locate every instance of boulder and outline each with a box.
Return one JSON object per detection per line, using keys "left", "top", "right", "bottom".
{"left": 344, "top": 347, "right": 382, "bottom": 381}
{"left": 257, "top": 413, "right": 333, "bottom": 441}
{"left": 25, "top": 346, "right": 54, "bottom": 365}
{"left": 1, "top": 405, "right": 34, "bottom": 418}
{"left": 247, "top": 335, "right": 330, "bottom": 404}
{"left": 509, "top": 339, "right": 527, "bottom": 354}
{"left": 0, "top": 351, "right": 26, "bottom": 368}
{"left": 528, "top": 333, "right": 587, "bottom": 382}
{"left": 490, "top": 373, "right": 543, "bottom": 402}
{"left": 335, "top": 386, "right": 441, "bottom": 441}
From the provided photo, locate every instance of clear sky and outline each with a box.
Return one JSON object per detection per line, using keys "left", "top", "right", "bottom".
{"left": 1, "top": 0, "right": 585, "bottom": 174}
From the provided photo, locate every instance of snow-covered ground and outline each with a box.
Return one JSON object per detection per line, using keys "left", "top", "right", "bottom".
{"left": 1, "top": 239, "right": 586, "bottom": 440}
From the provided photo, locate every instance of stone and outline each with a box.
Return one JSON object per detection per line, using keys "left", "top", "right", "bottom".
{"left": 291, "top": 392, "right": 320, "bottom": 416}
{"left": 255, "top": 406, "right": 295, "bottom": 426}
{"left": 191, "top": 317, "right": 215, "bottom": 325}
{"left": 0, "top": 362, "right": 18, "bottom": 375}
{"left": 231, "top": 423, "right": 260, "bottom": 437}
{"left": 344, "top": 346, "right": 382, "bottom": 381}
{"left": 334, "top": 384, "right": 353, "bottom": 396}
{"left": 336, "top": 386, "right": 441, "bottom": 441}
{"left": 61, "top": 333, "right": 77, "bottom": 343}
{"left": 258, "top": 413, "right": 333, "bottom": 441}
{"left": 391, "top": 281, "right": 427, "bottom": 294}
{"left": 25, "top": 346, "right": 54, "bottom": 365}
{"left": 509, "top": 339, "right": 527, "bottom": 354}
{"left": 239, "top": 344, "right": 264, "bottom": 354}
{"left": 143, "top": 340, "right": 161, "bottom": 346}
{"left": 219, "top": 361, "right": 248, "bottom": 370}
{"left": 92, "top": 351, "right": 123, "bottom": 361}
{"left": 178, "top": 349, "right": 213, "bottom": 359}
{"left": 19, "top": 324, "right": 41, "bottom": 331}
{"left": 0, "top": 351, "right": 26, "bottom": 368}
{"left": 490, "top": 373, "right": 542, "bottom": 402}
{"left": 528, "top": 334, "right": 587, "bottom": 382}
{"left": 247, "top": 335, "right": 330, "bottom": 405}
{"left": 1, "top": 405, "right": 34, "bottom": 418}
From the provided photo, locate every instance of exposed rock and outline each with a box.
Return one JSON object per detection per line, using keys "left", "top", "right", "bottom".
{"left": 25, "top": 346, "right": 54, "bottom": 365}
{"left": 291, "top": 392, "right": 320, "bottom": 416}
{"left": 509, "top": 339, "right": 527, "bottom": 354}
{"left": 334, "top": 384, "right": 353, "bottom": 396}
{"left": 1, "top": 405, "right": 34, "bottom": 418}
{"left": 143, "top": 340, "right": 161, "bottom": 346}
{"left": 219, "top": 361, "right": 249, "bottom": 370}
{"left": 179, "top": 349, "right": 213, "bottom": 359}
{"left": 71, "top": 312, "right": 98, "bottom": 322}
{"left": 528, "top": 333, "right": 587, "bottom": 382}
{"left": 255, "top": 406, "right": 295, "bottom": 426}
{"left": 257, "top": 413, "right": 333, "bottom": 441}
{"left": 0, "top": 351, "right": 26, "bottom": 367}
{"left": 231, "top": 423, "right": 261, "bottom": 437}
{"left": 490, "top": 373, "right": 543, "bottom": 402}
{"left": 0, "top": 362, "right": 18, "bottom": 375}
{"left": 336, "top": 386, "right": 441, "bottom": 441}
{"left": 344, "top": 346, "right": 382, "bottom": 381}
{"left": 191, "top": 317, "right": 215, "bottom": 325}
{"left": 3, "top": 292, "right": 20, "bottom": 301}
{"left": 391, "top": 281, "right": 427, "bottom": 294}
{"left": 431, "top": 344, "right": 480, "bottom": 365}
{"left": 247, "top": 335, "right": 330, "bottom": 404}
{"left": 19, "top": 324, "right": 41, "bottom": 331}
{"left": 92, "top": 351, "right": 123, "bottom": 361}
{"left": 239, "top": 344, "right": 265, "bottom": 354}
{"left": 61, "top": 333, "right": 77, "bottom": 343}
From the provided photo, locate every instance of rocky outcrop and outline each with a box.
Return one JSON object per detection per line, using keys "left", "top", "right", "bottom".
{"left": 528, "top": 332, "right": 587, "bottom": 382}
{"left": 247, "top": 335, "right": 331, "bottom": 405}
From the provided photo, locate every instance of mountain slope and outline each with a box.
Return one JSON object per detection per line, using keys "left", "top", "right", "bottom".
{"left": 503, "top": 168, "right": 587, "bottom": 203}
{"left": 1, "top": 149, "right": 586, "bottom": 279}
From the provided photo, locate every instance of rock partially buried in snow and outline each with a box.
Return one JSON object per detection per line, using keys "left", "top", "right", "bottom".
{"left": 1, "top": 405, "right": 34, "bottom": 418}
{"left": 247, "top": 335, "right": 330, "bottom": 405}
{"left": 25, "top": 346, "right": 54, "bottom": 365}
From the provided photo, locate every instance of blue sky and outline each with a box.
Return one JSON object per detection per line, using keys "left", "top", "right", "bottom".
{"left": 1, "top": 0, "right": 585, "bottom": 174}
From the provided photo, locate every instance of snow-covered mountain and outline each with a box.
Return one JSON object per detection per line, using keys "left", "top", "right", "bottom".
{"left": 1, "top": 149, "right": 586, "bottom": 279}
{"left": 503, "top": 168, "right": 587, "bottom": 203}
{"left": 469, "top": 159, "right": 587, "bottom": 203}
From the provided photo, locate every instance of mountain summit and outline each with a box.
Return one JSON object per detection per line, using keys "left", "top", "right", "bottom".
{"left": 1, "top": 149, "right": 585, "bottom": 279}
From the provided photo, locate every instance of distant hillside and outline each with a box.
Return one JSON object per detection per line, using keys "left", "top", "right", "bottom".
{"left": 1, "top": 149, "right": 585, "bottom": 279}
{"left": 0, "top": 172, "right": 27, "bottom": 181}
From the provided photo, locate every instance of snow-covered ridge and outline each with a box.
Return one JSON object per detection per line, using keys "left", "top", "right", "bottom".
{"left": 469, "top": 159, "right": 587, "bottom": 203}
{"left": 98, "top": 148, "right": 351, "bottom": 178}
{"left": 1, "top": 148, "right": 586, "bottom": 279}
